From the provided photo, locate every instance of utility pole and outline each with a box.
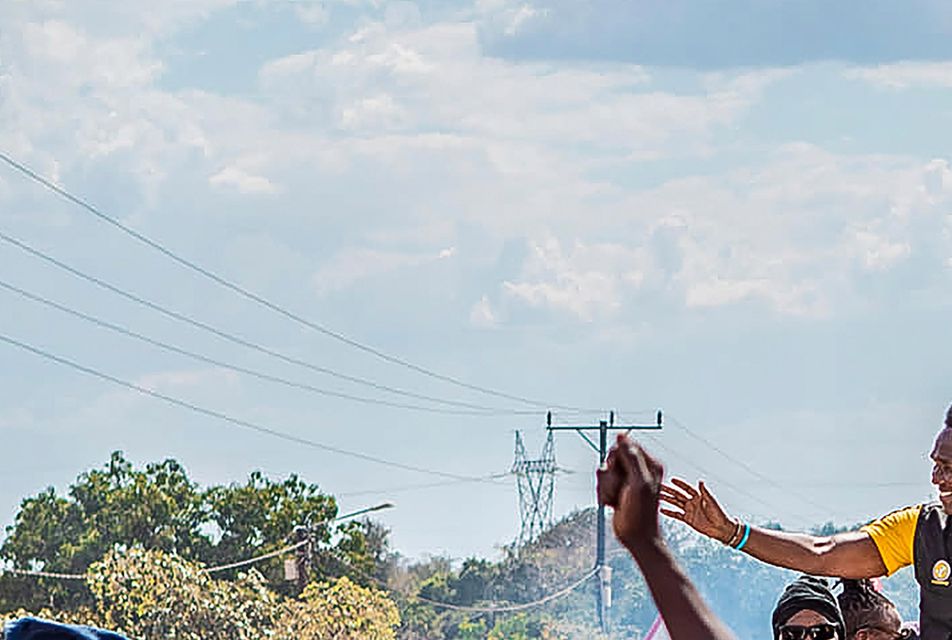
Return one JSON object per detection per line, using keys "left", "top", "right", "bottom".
{"left": 547, "top": 409, "right": 662, "bottom": 634}
{"left": 286, "top": 503, "right": 394, "bottom": 589}
{"left": 293, "top": 525, "right": 312, "bottom": 593}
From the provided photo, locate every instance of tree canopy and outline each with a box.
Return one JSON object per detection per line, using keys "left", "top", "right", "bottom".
{"left": 0, "top": 451, "right": 381, "bottom": 612}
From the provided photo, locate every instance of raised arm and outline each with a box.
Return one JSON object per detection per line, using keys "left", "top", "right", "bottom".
{"left": 597, "top": 435, "right": 736, "bottom": 640}
{"left": 659, "top": 479, "right": 887, "bottom": 579}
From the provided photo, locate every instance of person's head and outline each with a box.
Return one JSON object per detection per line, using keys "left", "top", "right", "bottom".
{"left": 773, "top": 576, "right": 846, "bottom": 640}
{"left": 929, "top": 403, "right": 952, "bottom": 514}
{"left": 837, "top": 579, "right": 904, "bottom": 640}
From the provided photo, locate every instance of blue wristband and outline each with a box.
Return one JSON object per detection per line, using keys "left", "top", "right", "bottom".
{"left": 735, "top": 523, "right": 751, "bottom": 551}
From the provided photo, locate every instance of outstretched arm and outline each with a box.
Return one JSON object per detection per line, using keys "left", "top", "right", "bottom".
{"left": 597, "top": 435, "right": 736, "bottom": 640}
{"left": 659, "top": 479, "right": 887, "bottom": 579}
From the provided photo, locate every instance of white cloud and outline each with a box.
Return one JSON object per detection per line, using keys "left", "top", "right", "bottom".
{"left": 469, "top": 295, "right": 499, "bottom": 328}
{"left": 258, "top": 20, "right": 771, "bottom": 158}
{"left": 340, "top": 94, "right": 407, "bottom": 130}
{"left": 501, "top": 236, "right": 649, "bottom": 321}
{"left": 295, "top": 3, "right": 331, "bottom": 28}
{"left": 312, "top": 246, "right": 457, "bottom": 295}
{"left": 846, "top": 62, "right": 952, "bottom": 90}
{"left": 3, "top": 1, "right": 950, "bottom": 336}
{"left": 850, "top": 229, "right": 911, "bottom": 271}
{"left": 136, "top": 368, "right": 240, "bottom": 392}
{"left": 209, "top": 166, "right": 280, "bottom": 194}
{"left": 1, "top": 0, "right": 238, "bottom": 39}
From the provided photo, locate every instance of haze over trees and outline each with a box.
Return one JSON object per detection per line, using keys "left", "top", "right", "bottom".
{"left": 0, "top": 453, "right": 919, "bottom": 639}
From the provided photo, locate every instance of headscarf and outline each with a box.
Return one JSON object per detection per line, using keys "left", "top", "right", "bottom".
{"left": 772, "top": 576, "right": 846, "bottom": 639}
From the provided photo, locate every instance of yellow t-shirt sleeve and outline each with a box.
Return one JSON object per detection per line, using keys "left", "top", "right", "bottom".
{"left": 860, "top": 504, "right": 922, "bottom": 576}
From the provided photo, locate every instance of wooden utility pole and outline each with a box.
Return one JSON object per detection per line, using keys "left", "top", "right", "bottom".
{"left": 547, "top": 409, "right": 663, "bottom": 633}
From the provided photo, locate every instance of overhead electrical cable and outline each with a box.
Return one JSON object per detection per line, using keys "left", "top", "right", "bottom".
{"left": 337, "top": 473, "right": 512, "bottom": 498}
{"left": 3, "top": 540, "right": 309, "bottom": 580}
{"left": 663, "top": 414, "right": 841, "bottom": 521}
{"left": 611, "top": 411, "right": 813, "bottom": 526}
{"left": 0, "top": 332, "right": 492, "bottom": 483}
{"left": 0, "top": 151, "right": 589, "bottom": 412}
{"left": 0, "top": 277, "right": 526, "bottom": 417}
{"left": 319, "top": 550, "right": 599, "bottom": 614}
{"left": 0, "top": 230, "right": 539, "bottom": 416}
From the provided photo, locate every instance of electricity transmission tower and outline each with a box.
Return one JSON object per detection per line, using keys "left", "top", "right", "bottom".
{"left": 512, "top": 430, "right": 557, "bottom": 546}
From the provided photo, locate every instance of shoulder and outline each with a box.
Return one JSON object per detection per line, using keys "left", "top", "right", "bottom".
{"left": 865, "top": 504, "right": 924, "bottom": 529}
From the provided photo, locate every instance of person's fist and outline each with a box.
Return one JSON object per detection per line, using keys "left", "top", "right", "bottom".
{"left": 596, "top": 435, "right": 664, "bottom": 549}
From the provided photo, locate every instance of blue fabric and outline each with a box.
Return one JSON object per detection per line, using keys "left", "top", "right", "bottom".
{"left": 3, "top": 618, "right": 129, "bottom": 640}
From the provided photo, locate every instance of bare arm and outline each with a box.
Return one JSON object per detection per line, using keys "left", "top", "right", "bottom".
{"left": 597, "top": 436, "right": 736, "bottom": 640}
{"left": 659, "top": 479, "right": 887, "bottom": 579}
{"left": 736, "top": 527, "right": 886, "bottom": 578}
{"left": 629, "top": 537, "right": 737, "bottom": 640}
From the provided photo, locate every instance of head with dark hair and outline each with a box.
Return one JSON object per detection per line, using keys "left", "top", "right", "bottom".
{"left": 931, "top": 404, "right": 952, "bottom": 514}
{"left": 837, "top": 579, "right": 903, "bottom": 640}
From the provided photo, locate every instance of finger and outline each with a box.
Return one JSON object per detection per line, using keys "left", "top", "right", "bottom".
{"left": 660, "top": 508, "right": 686, "bottom": 521}
{"left": 670, "top": 477, "right": 700, "bottom": 499}
{"left": 658, "top": 487, "right": 686, "bottom": 506}
{"left": 659, "top": 484, "right": 686, "bottom": 498}
{"left": 613, "top": 437, "right": 645, "bottom": 485}
{"left": 698, "top": 480, "right": 717, "bottom": 502}
{"left": 658, "top": 485, "right": 685, "bottom": 498}
{"left": 596, "top": 468, "right": 621, "bottom": 507}
{"left": 630, "top": 443, "right": 653, "bottom": 486}
{"left": 640, "top": 445, "right": 664, "bottom": 481}
{"left": 658, "top": 494, "right": 686, "bottom": 510}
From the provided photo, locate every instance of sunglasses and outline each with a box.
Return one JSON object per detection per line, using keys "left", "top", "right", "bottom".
{"left": 778, "top": 624, "right": 839, "bottom": 640}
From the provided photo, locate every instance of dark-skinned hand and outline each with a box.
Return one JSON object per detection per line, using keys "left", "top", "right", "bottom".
{"left": 596, "top": 434, "right": 664, "bottom": 550}
{"left": 658, "top": 478, "right": 735, "bottom": 543}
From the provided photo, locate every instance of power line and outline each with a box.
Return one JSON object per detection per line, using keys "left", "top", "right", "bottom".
{"left": 0, "top": 567, "right": 86, "bottom": 581}
{"left": 0, "top": 332, "right": 491, "bottom": 483}
{"left": 3, "top": 506, "right": 398, "bottom": 581}
{"left": 205, "top": 540, "right": 309, "bottom": 574}
{"left": 663, "top": 414, "right": 841, "bottom": 521}
{"left": 6, "top": 546, "right": 599, "bottom": 615}
{"left": 0, "top": 277, "right": 522, "bottom": 417}
{"left": 338, "top": 473, "right": 511, "bottom": 498}
{"left": 0, "top": 230, "right": 538, "bottom": 416}
{"left": 320, "top": 549, "right": 598, "bottom": 614}
{"left": 609, "top": 411, "right": 811, "bottom": 526}
{"left": 0, "top": 151, "right": 587, "bottom": 412}
{"left": 2, "top": 540, "right": 310, "bottom": 581}
{"left": 411, "top": 568, "right": 598, "bottom": 614}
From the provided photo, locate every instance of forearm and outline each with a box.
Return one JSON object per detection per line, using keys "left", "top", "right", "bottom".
{"left": 629, "top": 538, "right": 736, "bottom": 640}
{"left": 739, "top": 527, "right": 883, "bottom": 579}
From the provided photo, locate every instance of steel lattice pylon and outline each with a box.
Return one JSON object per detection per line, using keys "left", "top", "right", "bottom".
{"left": 512, "top": 430, "right": 557, "bottom": 546}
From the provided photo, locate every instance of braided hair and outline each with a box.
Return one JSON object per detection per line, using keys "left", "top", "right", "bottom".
{"left": 837, "top": 579, "right": 901, "bottom": 639}
{"left": 946, "top": 403, "right": 952, "bottom": 428}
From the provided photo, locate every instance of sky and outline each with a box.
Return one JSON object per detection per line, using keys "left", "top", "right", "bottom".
{"left": 0, "top": 0, "right": 951, "bottom": 562}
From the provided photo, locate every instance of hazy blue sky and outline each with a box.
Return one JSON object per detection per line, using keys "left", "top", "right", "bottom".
{"left": 1, "top": 0, "right": 951, "bottom": 561}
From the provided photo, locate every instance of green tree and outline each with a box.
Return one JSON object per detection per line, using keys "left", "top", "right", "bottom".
{"left": 0, "top": 452, "right": 388, "bottom": 612}
{"left": 0, "top": 453, "right": 208, "bottom": 611}
{"left": 204, "top": 470, "right": 337, "bottom": 589}
{"left": 86, "top": 547, "right": 280, "bottom": 640}
{"left": 277, "top": 575, "right": 400, "bottom": 639}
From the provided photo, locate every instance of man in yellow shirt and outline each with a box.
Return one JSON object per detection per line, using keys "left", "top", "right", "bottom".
{"left": 659, "top": 404, "right": 952, "bottom": 640}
